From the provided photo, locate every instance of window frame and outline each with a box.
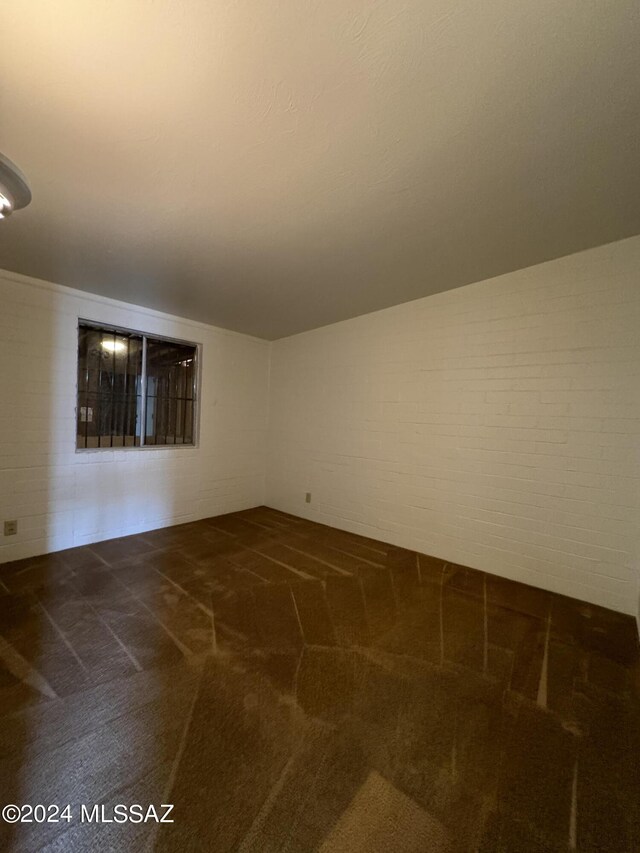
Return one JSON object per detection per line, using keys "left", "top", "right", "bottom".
{"left": 76, "top": 318, "right": 201, "bottom": 452}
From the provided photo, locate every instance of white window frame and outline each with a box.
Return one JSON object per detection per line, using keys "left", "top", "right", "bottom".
{"left": 76, "top": 318, "right": 201, "bottom": 452}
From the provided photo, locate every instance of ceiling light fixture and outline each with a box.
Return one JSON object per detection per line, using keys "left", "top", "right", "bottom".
{"left": 101, "top": 339, "right": 127, "bottom": 354}
{"left": 0, "top": 153, "right": 32, "bottom": 219}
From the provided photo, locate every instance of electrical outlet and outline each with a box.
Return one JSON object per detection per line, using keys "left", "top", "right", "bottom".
{"left": 305, "top": 492, "right": 311, "bottom": 504}
{"left": 4, "top": 520, "right": 17, "bottom": 536}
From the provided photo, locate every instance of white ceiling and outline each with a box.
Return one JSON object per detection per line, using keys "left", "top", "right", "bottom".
{"left": 1, "top": 1, "right": 639, "bottom": 339}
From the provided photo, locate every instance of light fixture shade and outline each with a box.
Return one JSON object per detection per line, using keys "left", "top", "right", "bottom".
{"left": 0, "top": 152, "right": 32, "bottom": 216}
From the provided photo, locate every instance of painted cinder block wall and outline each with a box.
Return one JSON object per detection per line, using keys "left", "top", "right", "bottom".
{"left": 2, "top": 236, "right": 639, "bottom": 617}
{"left": 0, "top": 269, "right": 270, "bottom": 564}
{"left": 266, "top": 236, "right": 640, "bottom": 616}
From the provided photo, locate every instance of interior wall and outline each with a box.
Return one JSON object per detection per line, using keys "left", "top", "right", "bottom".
{"left": 0, "top": 269, "right": 270, "bottom": 564}
{"left": 266, "top": 236, "right": 640, "bottom": 616}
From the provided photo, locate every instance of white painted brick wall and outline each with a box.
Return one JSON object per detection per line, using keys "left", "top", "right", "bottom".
{"left": 3, "top": 238, "right": 640, "bottom": 617}
{"left": 0, "top": 269, "right": 270, "bottom": 563}
{"left": 266, "top": 236, "right": 640, "bottom": 616}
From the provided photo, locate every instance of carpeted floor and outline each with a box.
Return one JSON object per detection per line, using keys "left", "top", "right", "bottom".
{"left": 0, "top": 506, "right": 638, "bottom": 851}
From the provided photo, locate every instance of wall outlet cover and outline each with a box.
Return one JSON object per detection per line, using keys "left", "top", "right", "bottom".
{"left": 4, "top": 520, "right": 18, "bottom": 536}
{"left": 305, "top": 492, "right": 311, "bottom": 504}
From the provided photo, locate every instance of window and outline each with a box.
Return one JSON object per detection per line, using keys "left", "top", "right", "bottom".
{"left": 76, "top": 322, "right": 198, "bottom": 450}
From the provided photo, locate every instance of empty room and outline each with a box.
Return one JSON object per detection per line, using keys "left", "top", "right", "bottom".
{"left": 0, "top": 1, "right": 639, "bottom": 851}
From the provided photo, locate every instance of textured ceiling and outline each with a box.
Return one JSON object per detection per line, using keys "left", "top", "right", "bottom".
{"left": 1, "top": 0, "right": 639, "bottom": 339}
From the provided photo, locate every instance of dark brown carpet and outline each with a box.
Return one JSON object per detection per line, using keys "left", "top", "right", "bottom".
{"left": 0, "top": 507, "right": 638, "bottom": 851}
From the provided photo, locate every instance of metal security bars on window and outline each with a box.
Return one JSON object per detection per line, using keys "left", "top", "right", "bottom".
{"left": 77, "top": 322, "right": 198, "bottom": 450}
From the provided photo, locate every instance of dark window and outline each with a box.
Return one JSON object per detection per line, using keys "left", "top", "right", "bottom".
{"left": 77, "top": 322, "right": 198, "bottom": 450}
{"left": 144, "top": 338, "right": 197, "bottom": 446}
